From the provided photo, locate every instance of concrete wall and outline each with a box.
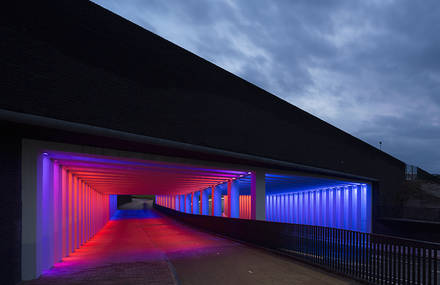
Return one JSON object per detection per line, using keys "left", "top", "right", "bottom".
{"left": 0, "top": 125, "right": 21, "bottom": 285}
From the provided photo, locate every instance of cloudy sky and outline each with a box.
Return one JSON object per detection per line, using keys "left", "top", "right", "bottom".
{"left": 92, "top": 0, "right": 440, "bottom": 173}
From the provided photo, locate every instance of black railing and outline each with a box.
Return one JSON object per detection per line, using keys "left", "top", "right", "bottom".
{"left": 155, "top": 204, "right": 440, "bottom": 285}
{"left": 280, "top": 225, "right": 439, "bottom": 285}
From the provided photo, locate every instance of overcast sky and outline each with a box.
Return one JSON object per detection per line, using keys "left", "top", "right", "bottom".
{"left": 92, "top": 0, "right": 440, "bottom": 173}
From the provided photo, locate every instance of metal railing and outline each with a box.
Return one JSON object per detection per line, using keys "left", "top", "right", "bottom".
{"left": 280, "top": 225, "right": 439, "bottom": 285}
{"left": 155, "top": 204, "right": 439, "bottom": 284}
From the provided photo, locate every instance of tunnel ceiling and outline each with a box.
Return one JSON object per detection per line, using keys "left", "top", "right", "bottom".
{"left": 47, "top": 151, "right": 248, "bottom": 195}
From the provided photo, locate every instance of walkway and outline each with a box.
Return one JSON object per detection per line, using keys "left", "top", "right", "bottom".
{"left": 23, "top": 200, "right": 357, "bottom": 285}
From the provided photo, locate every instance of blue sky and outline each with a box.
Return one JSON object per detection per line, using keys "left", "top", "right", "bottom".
{"left": 92, "top": 0, "right": 440, "bottom": 173}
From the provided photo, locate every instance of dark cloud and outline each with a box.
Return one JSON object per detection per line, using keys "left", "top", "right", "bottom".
{"left": 93, "top": 0, "right": 440, "bottom": 173}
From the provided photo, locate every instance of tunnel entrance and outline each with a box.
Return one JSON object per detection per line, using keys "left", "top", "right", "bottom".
{"left": 22, "top": 139, "right": 373, "bottom": 280}
{"left": 22, "top": 140, "right": 251, "bottom": 279}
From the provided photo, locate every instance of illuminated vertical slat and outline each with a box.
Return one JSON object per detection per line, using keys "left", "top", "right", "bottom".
{"left": 310, "top": 191, "right": 315, "bottom": 226}
{"left": 316, "top": 190, "right": 321, "bottom": 226}
{"left": 347, "top": 186, "right": 352, "bottom": 230}
{"left": 356, "top": 185, "right": 362, "bottom": 232}
{"left": 288, "top": 194, "right": 293, "bottom": 223}
{"left": 247, "top": 195, "right": 249, "bottom": 219}
{"left": 276, "top": 195, "right": 278, "bottom": 222}
{"left": 309, "top": 191, "right": 313, "bottom": 225}
{"left": 77, "top": 178, "right": 81, "bottom": 248}
{"left": 270, "top": 195, "right": 274, "bottom": 221}
{"left": 353, "top": 185, "right": 359, "bottom": 231}
{"left": 79, "top": 181, "right": 83, "bottom": 245}
{"left": 224, "top": 195, "right": 228, "bottom": 216}
{"left": 61, "top": 168, "right": 67, "bottom": 257}
{"left": 271, "top": 195, "right": 275, "bottom": 221}
{"left": 303, "top": 192, "right": 307, "bottom": 224}
{"left": 248, "top": 196, "right": 251, "bottom": 219}
{"left": 280, "top": 195, "right": 284, "bottom": 222}
{"left": 39, "top": 155, "right": 53, "bottom": 271}
{"left": 280, "top": 195, "right": 284, "bottom": 223}
{"left": 304, "top": 192, "right": 308, "bottom": 224}
{"left": 322, "top": 189, "right": 328, "bottom": 228}
{"left": 246, "top": 195, "right": 248, "bottom": 219}
{"left": 85, "top": 185, "right": 88, "bottom": 241}
{"left": 53, "top": 162, "right": 62, "bottom": 262}
{"left": 240, "top": 196, "right": 243, "bottom": 218}
{"left": 343, "top": 187, "right": 348, "bottom": 229}
{"left": 292, "top": 193, "right": 297, "bottom": 224}
{"left": 68, "top": 172, "right": 73, "bottom": 254}
{"left": 89, "top": 186, "right": 92, "bottom": 239}
{"left": 83, "top": 183, "right": 86, "bottom": 242}
{"left": 245, "top": 196, "right": 248, "bottom": 219}
{"left": 242, "top": 196, "right": 245, "bottom": 219}
{"left": 340, "top": 187, "right": 345, "bottom": 229}
{"left": 244, "top": 196, "right": 247, "bottom": 219}
{"left": 93, "top": 190, "right": 96, "bottom": 235}
{"left": 330, "top": 188, "right": 338, "bottom": 228}
{"left": 74, "top": 177, "right": 78, "bottom": 250}
{"left": 272, "top": 195, "right": 275, "bottom": 222}
{"left": 88, "top": 185, "right": 90, "bottom": 239}
{"left": 239, "top": 196, "right": 242, "bottom": 218}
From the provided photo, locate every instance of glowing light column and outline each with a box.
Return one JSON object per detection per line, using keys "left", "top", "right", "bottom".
{"left": 227, "top": 180, "right": 239, "bottom": 218}
{"left": 192, "top": 191, "right": 200, "bottom": 214}
{"left": 185, "top": 194, "right": 191, "bottom": 213}
{"left": 213, "top": 185, "right": 222, "bottom": 217}
{"left": 201, "top": 188, "right": 209, "bottom": 215}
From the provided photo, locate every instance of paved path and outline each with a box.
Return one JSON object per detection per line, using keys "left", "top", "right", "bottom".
{"left": 23, "top": 199, "right": 357, "bottom": 285}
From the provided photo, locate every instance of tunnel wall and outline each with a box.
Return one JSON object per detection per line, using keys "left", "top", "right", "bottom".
{"left": 224, "top": 195, "right": 251, "bottom": 219}
{"left": 0, "top": 132, "right": 21, "bottom": 285}
{"left": 36, "top": 154, "right": 117, "bottom": 278}
{"left": 158, "top": 184, "right": 372, "bottom": 233}
{"left": 266, "top": 184, "right": 372, "bottom": 232}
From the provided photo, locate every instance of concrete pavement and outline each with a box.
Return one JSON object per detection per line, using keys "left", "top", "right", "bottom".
{"left": 22, "top": 199, "right": 357, "bottom": 285}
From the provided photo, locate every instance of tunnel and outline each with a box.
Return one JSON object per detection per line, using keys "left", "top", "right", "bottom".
{"left": 22, "top": 141, "right": 372, "bottom": 280}
{"left": 157, "top": 173, "right": 372, "bottom": 232}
